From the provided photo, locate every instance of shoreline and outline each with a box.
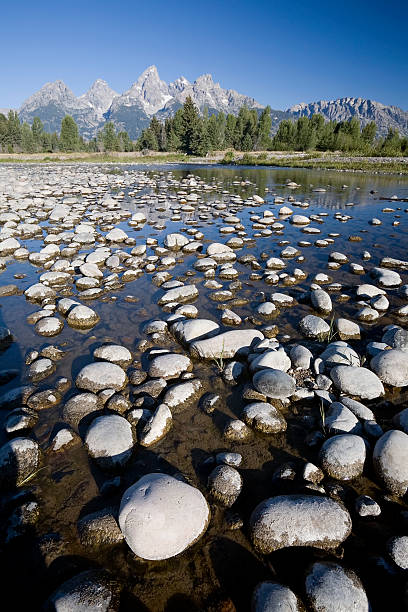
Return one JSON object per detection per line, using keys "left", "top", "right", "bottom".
{"left": 0, "top": 151, "right": 407, "bottom": 175}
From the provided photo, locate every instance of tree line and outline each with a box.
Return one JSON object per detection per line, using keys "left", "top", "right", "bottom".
{"left": 1, "top": 98, "right": 407, "bottom": 157}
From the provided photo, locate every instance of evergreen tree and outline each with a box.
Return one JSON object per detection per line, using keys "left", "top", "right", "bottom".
{"left": 181, "top": 96, "right": 202, "bottom": 154}
{"left": 7, "top": 111, "right": 22, "bottom": 150}
{"left": 60, "top": 115, "right": 79, "bottom": 151}
{"left": 21, "top": 122, "right": 35, "bottom": 153}
{"left": 224, "top": 114, "right": 237, "bottom": 148}
{"left": 256, "top": 106, "right": 272, "bottom": 149}
{"left": 361, "top": 121, "right": 376, "bottom": 146}
{"left": 101, "top": 121, "right": 118, "bottom": 151}
{"left": 31, "top": 117, "right": 44, "bottom": 151}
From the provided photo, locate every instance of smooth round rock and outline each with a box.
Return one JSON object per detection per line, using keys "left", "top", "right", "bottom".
{"left": 119, "top": 473, "right": 210, "bottom": 560}
{"left": 300, "top": 315, "right": 330, "bottom": 340}
{"left": 35, "top": 317, "right": 64, "bottom": 337}
{"left": 85, "top": 414, "right": 134, "bottom": 469}
{"left": 305, "top": 562, "right": 369, "bottom": 612}
{"left": 250, "top": 494, "right": 351, "bottom": 554}
{"left": 207, "top": 465, "right": 242, "bottom": 507}
{"left": 48, "top": 569, "right": 120, "bottom": 611}
{"left": 371, "top": 349, "right": 408, "bottom": 387}
{"left": 67, "top": 305, "right": 100, "bottom": 329}
{"left": 148, "top": 353, "right": 192, "bottom": 380}
{"left": 319, "top": 434, "right": 366, "bottom": 480}
{"left": 76, "top": 362, "right": 127, "bottom": 393}
{"left": 252, "top": 581, "right": 302, "bottom": 612}
{"left": 373, "top": 430, "right": 408, "bottom": 496}
{"left": 242, "top": 402, "right": 287, "bottom": 433}
{"left": 330, "top": 366, "right": 384, "bottom": 400}
{"left": 93, "top": 344, "right": 132, "bottom": 368}
{"left": 252, "top": 369, "right": 295, "bottom": 399}
{"left": 0, "top": 437, "right": 40, "bottom": 488}
{"left": 387, "top": 536, "right": 408, "bottom": 569}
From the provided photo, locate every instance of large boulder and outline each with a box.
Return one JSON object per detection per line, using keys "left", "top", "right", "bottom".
{"left": 76, "top": 362, "right": 127, "bottom": 393}
{"left": 371, "top": 349, "right": 408, "bottom": 387}
{"left": 119, "top": 473, "right": 210, "bottom": 560}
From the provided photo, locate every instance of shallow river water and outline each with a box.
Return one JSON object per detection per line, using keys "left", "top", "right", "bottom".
{"left": 1, "top": 163, "right": 408, "bottom": 611}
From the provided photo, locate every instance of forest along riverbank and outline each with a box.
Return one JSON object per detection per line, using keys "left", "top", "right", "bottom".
{"left": 0, "top": 163, "right": 408, "bottom": 610}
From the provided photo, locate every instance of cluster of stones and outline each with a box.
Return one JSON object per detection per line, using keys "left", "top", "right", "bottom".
{"left": 2, "top": 165, "right": 408, "bottom": 608}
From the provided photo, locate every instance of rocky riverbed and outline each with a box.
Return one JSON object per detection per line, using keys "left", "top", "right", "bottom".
{"left": 0, "top": 163, "right": 408, "bottom": 610}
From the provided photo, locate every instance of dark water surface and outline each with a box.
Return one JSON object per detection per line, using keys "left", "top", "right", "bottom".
{"left": 1, "top": 164, "right": 408, "bottom": 611}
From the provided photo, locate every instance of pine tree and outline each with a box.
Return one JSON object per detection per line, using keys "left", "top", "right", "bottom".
{"left": 60, "top": 115, "right": 79, "bottom": 151}
{"left": 31, "top": 117, "right": 44, "bottom": 151}
{"left": 181, "top": 96, "right": 202, "bottom": 154}
{"left": 101, "top": 121, "right": 118, "bottom": 151}
{"left": 257, "top": 106, "right": 272, "bottom": 149}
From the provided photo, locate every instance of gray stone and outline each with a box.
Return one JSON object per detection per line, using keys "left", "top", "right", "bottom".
{"left": 0, "top": 437, "right": 41, "bottom": 488}
{"left": 387, "top": 536, "right": 408, "bottom": 570}
{"left": 48, "top": 570, "right": 120, "bottom": 611}
{"left": 319, "top": 434, "right": 366, "bottom": 480}
{"left": 148, "top": 353, "right": 192, "bottom": 379}
{"left": 371, "top": 349, "right": 408, "bottom": 387}
{"left": 85, "top": 414, "right": 134, "bottom": 469}
{"left": 250, "top": 494, "right": 351, "bottom": 554}
{"left": 300, "top": 315, "right": 330, "bottom": 340}
{"left": 208, "top": 464, "right": 242, "bottom": 507}
{"left": 119, "top": 473, "right": 210, "bottom": 560}
{"left": 305, "top": 562, "right": 369, "bottom": 612}
{"left": 290, "top": 344, "right": 313, "bottom": 369}
{"left": 190, "top": 329, "right": 264, "bottom": 360}
{"left": 252, "top": 369, "right": 296, "bottom": 399}
{"left": 252, "top": 582, "right": 302, "bottom": 612}
{"left": 242, "top": 402, "right": 287, "bottom": 433}
{"left": 330, "top": 366, "right": 384, "bottom": 400}
{"left": 93, "top": 344, "right": 132, "bottom": 368}
{"left": 76, "top": 362, "right": 127, "bottom": 393}
{"left": 373, "top": 430, "right": 408, "bottom": 496}
{"left": 62, "top": 393, "right": 101, "bottom": 428}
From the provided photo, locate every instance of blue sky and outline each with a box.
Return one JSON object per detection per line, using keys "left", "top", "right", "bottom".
{"left": 1, "top": 0, "right": 407, "bottom": 110}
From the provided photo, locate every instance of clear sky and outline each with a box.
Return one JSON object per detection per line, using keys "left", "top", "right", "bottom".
{"left": 1, "top": 0, "right": 407, "bottom": 110}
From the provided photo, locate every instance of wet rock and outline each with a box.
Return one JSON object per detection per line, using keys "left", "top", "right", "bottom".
{"left": 252, "top": 368, "right": 295, "bottom": 399}
{"left": 62, "top": 392, "right": 101, "bottom": 428}
{"left": 355, "top": 495, "right": 381, "bottom": 517}
{"left": 387, "top": 536, "right": 408, "bottom": 570}
{"left": 371, "top": 349, "right": 408, "bottom": 387}
{"left": 78, "top": 508, "right": 124, "bottom": 549}
{"left": 242, "top": 402, "right": 286, "bottom": 433}
{"left": 290, "top": 344, "right": 313, "bottom": 369}
{"left": 171, "top": 318, "right": 220, "bottom": 344}
{"left": 208, "top": 465, "right": 242, "bottom": 507}
{"left": 200, "top": 392, "right": 221, "bottom": 414}
{"left": 162, "top": 379, "right": 202, "bottom": 411}
{"left": 24, "top": 282, "right": 56, "bottom": 302}
{"left": 330, "top": 366, "right": 384, "bottom": 400}
{"left": 340, "top": 396, "right": 374, "bottom": 421}
{"left": 148, "top": 353, "right": 192, "bottom": 379}
{"left": 76, "top": 362, "right": 127, "bottom": 393}
{"left": 119, "top": 473, "right": 210, "bottom": 560}
{"left": 28, "top": 357, "right": 56, "bottom": 382}
{"left": 223, "top": 418, "right": 252, "bottom": 441}
{"left": 311, "top": 288, "right": 332, "bottom": 313}
{"left": 373, "top": 430, "right": 408, "bottom": 496}
{"left": 320, "top": 342, "right": 359, "bottom": 369}
{"left": 191, "top": 329, "right": 264, "bottom": 360}
{"left": 49, "top": 427, "right": 79, "bottom": 451}
{"left": 0, "top": 385, "right": 34, "bottom": 410}
{"left": 325, "top": 402, "right": 361, "bottom": 435}
{"left": 222, "top": 308, "right": 242, "bottom": 326}
{"left": 319, "top": 434, "right": 366, "bottom": 480}
{"left": 139, "top": 404, "right": 172, "bottom": 446}
{"left": 305, "top": 562, "right": 369, "bottom": 612}
{"left": 300, "top": 315, "right": 330, "bottom": 340}
{"left": 382, "top": 326, "right": 408, "bottom": 352}
{"left": 158, "top": 284, "right": 199, "bottom": 305}
{"left": 93, "top": 344, "right": 132, "bottom": 368}
{"left": 85, "top": 414, "right": 134, "bottom": 469}
{"left": 133, "top": 377, "right": 166, "bottom": 399}
{"left": 250, "top": 348, "right": 291, "bottom": 373}
{"left": 251, "top": 581, "right": 303, "bottom": 612}
{"left": 0, "top": 437, "right": 41, "bottom": 488}
{"left": 223, "top": 360, "right": 245, "bottom": 385}
{"left": 250, "top": 494, "right": 351, "bottom": 554}
{"left": 35, "top": 317, "right": 63, "bottom": 337}
{"left": 6, "top": 407, "right": 38, "bottom": 433}
{"left": 48, "top": 569, "right": 120, "bottom": 611}
{"left": 67, "top": 304, "right": 100, "bottom": 329}
{"left": 164, "top": 232, "right": 189, "bottom": 250}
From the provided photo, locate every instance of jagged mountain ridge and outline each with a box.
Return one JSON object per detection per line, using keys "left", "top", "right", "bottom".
{"left": 13, "top": 67, "right": 408, "bottom": 140}
{"left": 288, "top": 97, "right": 408, "bottom": 138}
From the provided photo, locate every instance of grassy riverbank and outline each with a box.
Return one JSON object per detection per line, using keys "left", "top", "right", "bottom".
{"left": 0, "top": 150, "right": 407, "bottom": 174}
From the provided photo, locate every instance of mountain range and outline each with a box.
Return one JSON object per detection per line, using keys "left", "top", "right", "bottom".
{"left": 7, "top": 65, "right": 408, "bottom": 140}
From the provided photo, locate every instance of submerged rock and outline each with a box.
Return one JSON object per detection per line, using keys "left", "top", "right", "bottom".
{"left": 252, "top": 368, "right": 295, "bottom": 399}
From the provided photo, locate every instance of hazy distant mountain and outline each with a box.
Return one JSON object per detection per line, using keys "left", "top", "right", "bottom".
{"left": 10, "top": 68, "right": 408, "bottom": 140}
{"left": 288, "top": 97, "right": 408, "bottom": 137}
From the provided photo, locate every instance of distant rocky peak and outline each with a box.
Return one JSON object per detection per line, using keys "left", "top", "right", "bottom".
{"left": 80, "top": 79, "right": 119, "bottom": 116}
